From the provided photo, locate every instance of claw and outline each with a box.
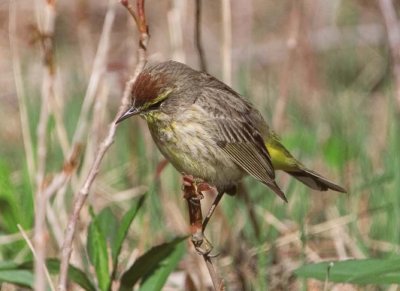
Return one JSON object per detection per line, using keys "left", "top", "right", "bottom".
{"left": 191, "top": 192, "right": 204, "bottom": 201}
{"left": 182, "top": 175, "right": 208, "bottom": 201}
{"left": 207, "top": 251, "right": 221, "bottom": 258}
{"left": 191, "top": 233, "right": 213, "bottom": 256}
{"left": 182, "top": 174, "right": 195, "bottom": 187}
{"left": 196, "top": 182, "right": 215, "bottom": 193}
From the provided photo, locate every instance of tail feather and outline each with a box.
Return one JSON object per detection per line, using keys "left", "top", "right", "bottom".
{"left": 260, "top": 180, "right": 288, "bottom": 203}
{"left": 285, "top": 168, "right": 347, "bottom": 193}
{"left": 268, "top": 181, "right": 288, "bottom": 203}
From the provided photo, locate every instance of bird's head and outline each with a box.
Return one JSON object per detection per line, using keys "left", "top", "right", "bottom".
{"left": 116, "top": 61, "right": 192, "bottom": 124}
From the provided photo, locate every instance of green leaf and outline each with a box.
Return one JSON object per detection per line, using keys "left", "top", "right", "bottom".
{"left": 0, "top": 160, "right": 34, "bottom": 232}
{"left": 46, "top": 259, "right": 96, "bottom": 291}
{"left": 112, "top": 195, "right": 146, "bottom": 270}
{"left": 87, "top": 208, "right": 111, "bottom": 291}
{"left": 119, "top": 236, "right": 187, "bottom": 291}
{"left": 18, "top": 167, "right": 35, "bottom": 228}
{"left": 295, "top": 258, "right": 400, "bottom": 284}
{"left": 0, "top": 161, "right": 34, "bottom": 260}
{"left": 96, "top": 207, "right": 119, "bottom": 254}
{"left": 17, "top": 259, "right": 96, "bottom": 291}
{"left": 139, "top": 237, "right": 185, "bottom": 291}
{"left": 0, "top": 160, "right": 20, "bottom": 232}
{"left": 0, "top": 269, "right": 34, "bottom": 288}
{"left": 0, "top": 261, "right": 18, "bottom": 270}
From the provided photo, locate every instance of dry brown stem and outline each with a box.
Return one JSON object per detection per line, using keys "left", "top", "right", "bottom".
{"left": 168, "top": 0, "right": 186, "bottom": 63}
{"left": 43, "top": 144, "right": 82, "bottom": 200}
{"left": 9, "top": 0, "right": 36, "bottom": 188}
{"left": 221, "top": 0, "right": 232, "bottom": 86}
{"left": 11, "top": 1, "right": 73, "bottom": 289}
{"left": 33, "top": 0, "right": 57, "bottom": 290}
{"left": 57, "top": 1, "right": 149, "bottom": 290}
{"left": 72, "top": 4, "right": 116, "bottom": 146}
{"left": 18, "top": 225, "right": 55, "bottom": 291}
{"left": 183, "top": 177, "right": 225, "bottom": 290}
{"left": 378, "top": 0, "right": 400, "bottom": 112}
{"left": 272, "top": 0, "right": 300, "bottom": 131}
{"left": 194, "top": 0, "right": 207, "bottom": 71}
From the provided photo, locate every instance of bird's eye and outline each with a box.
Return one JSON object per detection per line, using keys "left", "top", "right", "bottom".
{"left": 146, "top": 98, "right": 165, "bottom": 111}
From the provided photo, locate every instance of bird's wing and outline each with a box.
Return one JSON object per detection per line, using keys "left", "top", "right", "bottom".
{"left": 213, "top": 119, "right": 286, "bottom": 201}
{"left": 197, "top": 86, "right": 287, "bottom": 201}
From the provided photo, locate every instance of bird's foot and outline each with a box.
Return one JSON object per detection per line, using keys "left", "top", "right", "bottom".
{"left": 182, "top": 174, "right": 200, "bottom": 187}
{"left": 182, "top": 176, "right": 203, "bottom": 201}
{"left": 182, "top": 174, "right": 218, "bottom": 257}
{"left": 191, "top": 231, "right": 213, "bottom": 256}
{"left": 182, "top": 174, "right": 215, "bottom": 200}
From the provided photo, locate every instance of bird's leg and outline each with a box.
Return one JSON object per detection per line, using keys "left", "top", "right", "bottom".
{"left": 202, "top": 190, "right": 224, "bottom": 232}
{"left": 182, "top": 174, "right": 213, "bottom": 255}
{"left": 182, "top": 175, "right": 204, "bottom": 201}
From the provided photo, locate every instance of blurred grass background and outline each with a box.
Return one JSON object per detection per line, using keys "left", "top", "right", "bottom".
{"left": 1, "top": 0, "right": 400, "bottom": 289}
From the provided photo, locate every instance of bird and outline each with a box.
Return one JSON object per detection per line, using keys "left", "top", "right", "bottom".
{"left": 116, "top": 60, "right": 346, "bottom": 202}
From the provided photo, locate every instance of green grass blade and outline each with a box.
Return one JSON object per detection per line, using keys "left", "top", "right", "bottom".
{"left": 95, "top": 207, "right": 119, "bottom": 255}
{"left": 119, "top": 236, "right": 187, "bottom": 291}
{"left": 87, "top": 208, "right": 111, "bottom": 291}
{"left": 17, "top": 259, "right": 96, "bottom": 291}
{"left": 112, "top": 195, "right": 146, "bottom": 270}
{"left": 46, "top": 259, "right": 96, "bottom": 291}
{"left": 0, "top": 269, "right": 34, "bottom": 288}
{"left": 295, "top": 258, "right": 400, "bottom": 284}
{"left": 0, "top": 160, "right": 20, "bottom": 233}
{"left": 139, "top": 236, "right": 185, "bottom": 291}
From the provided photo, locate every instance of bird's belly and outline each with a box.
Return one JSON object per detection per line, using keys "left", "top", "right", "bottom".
{"left": 147, "top": 117, "right": 244, "bottom": 187}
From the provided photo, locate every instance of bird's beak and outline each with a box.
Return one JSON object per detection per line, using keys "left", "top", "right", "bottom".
{"left": 116, "top": 106, "right": 140, "bottom": 124}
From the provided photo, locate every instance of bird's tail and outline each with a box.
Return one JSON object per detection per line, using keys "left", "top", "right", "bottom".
{"left": 264, "top": 133, "right": 346, "bottom": 193}
{"left": 285, "top": 167, "right": 347, "bottom": 193}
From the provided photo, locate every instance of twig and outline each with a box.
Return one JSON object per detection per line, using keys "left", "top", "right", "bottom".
{"left": 221, "top": 0, "right": 232, "bottom": 86}
{"left": 17, "top": 225, "right": 55, "bottom": 291}
{"left": 378, "top": 0, "right": 400, "bottom": 112}
{"left": 76, "top": 0, "right": 95, "bottom": 77}
{"left": 46, "top": 200, "right": 63, "bottom": 247}
{"left": 40, "top": 144, "right": 82, "bottom": 249}
{"left": 33, "top": 0, "right": 57, "bottom": 290}
{"left": 272, "top": 0, "right": 300, "bottom": 130}
{"left": 183, "top": 177, "right": 225, "bottom": 290}
{"left": 194, "top": 0, "right": 207, "bottom": 71}
{"left": 35, "top": 144, "right": 81, "bottom": 286}
{"left": 49, "top": 83, "right": 70, "bottom": 157}
{"left": 26, "top": 144, "right": 80, "bottom": 207}
{"left": 72, "top": 2, "right": 116, "bottom": 146}
{"left": 120, "top": 0, "right": 139, "bottom": 24}
{"left": 203, "top": 256, "right": 224, "bottom": 291}
{"left": 57, "top": 1, "right": 116, "bottom": 280}
{"left": 168, "top": 0, "right": 186, "bottom": 62}
{"left": 121, "top": 0, "right": 149, "bottom": 78}
{"left": 57, "top": 1, "right": 149, "bottom": 290}
{"left": 202, "top": 191, "right": 224, "bottom": 232}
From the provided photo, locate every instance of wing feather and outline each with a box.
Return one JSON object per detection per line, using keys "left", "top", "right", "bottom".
{"left": 195, "top": 85, "right": 287, "bottom": 201}
{"left": 214, "top": 120, "right": 273, "bottom": 182}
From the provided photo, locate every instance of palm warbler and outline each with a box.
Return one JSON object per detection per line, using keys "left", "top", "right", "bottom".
{"left": 117, "top": 61, "right": 346, "bottom": 201}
